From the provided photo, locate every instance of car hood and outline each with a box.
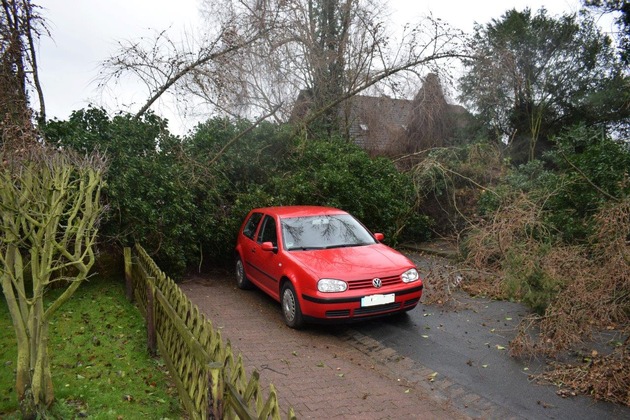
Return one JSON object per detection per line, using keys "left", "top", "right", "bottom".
{"left": 288, "top": 244, "right": 414, "bottom": 279}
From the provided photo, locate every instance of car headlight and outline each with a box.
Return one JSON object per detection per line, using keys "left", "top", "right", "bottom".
{"left": 318, "top": 278, "right": 348, "bottom": 292}
{"left": 401, "top": 268, "right": 419, "bottom": 283}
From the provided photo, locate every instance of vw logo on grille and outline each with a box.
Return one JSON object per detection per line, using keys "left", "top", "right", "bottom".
{"left": 372, "top": 278, "right": 382, "bottom": 288}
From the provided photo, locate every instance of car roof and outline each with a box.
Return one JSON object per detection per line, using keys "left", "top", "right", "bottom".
{"left": 252, "top": 206, "right": 348, "bottom": 218}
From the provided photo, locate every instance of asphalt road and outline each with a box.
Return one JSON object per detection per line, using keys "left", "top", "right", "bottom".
{"left": 347, "top": 253, "right": 630, "bottom": 419}
{"left": 350, "top": 293, "right": 629, "bottom": 419}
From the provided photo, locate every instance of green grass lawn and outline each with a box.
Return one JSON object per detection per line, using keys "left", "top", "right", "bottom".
{"left": 0, "top": 276, "right": 183, "bottom": 419}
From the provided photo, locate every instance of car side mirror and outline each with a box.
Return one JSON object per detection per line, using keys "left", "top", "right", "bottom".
{"left": 374, "top": 233, "right": 384, "bottom": 242}
{"left": 261, "top": 242, "right": 278, "bottom": 253}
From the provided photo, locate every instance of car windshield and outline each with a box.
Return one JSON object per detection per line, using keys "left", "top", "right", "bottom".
{"left": 281, "top": 214, "right": 377, "bottom": 251}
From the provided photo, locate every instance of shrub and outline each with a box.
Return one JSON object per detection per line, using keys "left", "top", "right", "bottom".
{"left": 465, "top": 126, "right": 630, "bottom": 354}
{"left": 45, "top": 112, "right": 429, "bottom": 274}
{"left": 44, "top": 108, "right": 197, "bottom": 277}
{"left": 264, "top": 138, "right": 429, "bottom": 244}
{"left": 190, "top": 134, "right": 431, "bottom": 264}
{"left": 407, "top": 142, "right": 508, "bottom": 234}
{"left": 543, "top": 125, "right": 630, "bottom": 242}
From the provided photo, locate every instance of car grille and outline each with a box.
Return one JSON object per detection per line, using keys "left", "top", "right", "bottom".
{"left": 354, "top": 302, "right": 402, "bottom": 316}
{"left": 326, "top": 309, "right": 351, "bottom": 318}
{"left": 325, "top": 299, "right": 419, "bottom": 318}
{"left": 347, "top": 275, "right": 400, "bottom": 290}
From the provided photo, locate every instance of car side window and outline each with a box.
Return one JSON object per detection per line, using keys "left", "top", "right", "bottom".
{"left": 257, "top": 216, "right": 277, "bottom": 246}
{"left": 242, "top": 212, "right": 263, "bottom": 240}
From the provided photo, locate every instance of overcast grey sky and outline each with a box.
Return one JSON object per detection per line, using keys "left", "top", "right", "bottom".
{"left": 37, "top": 0, "right": 601, "bottom": 135}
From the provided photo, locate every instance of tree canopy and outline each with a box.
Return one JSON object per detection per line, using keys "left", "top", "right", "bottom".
{"left": 459, "top": 7, "right": 629, "bottom": 163}
{"left": 584, "top": 0, "right": 630, "bottom": 64}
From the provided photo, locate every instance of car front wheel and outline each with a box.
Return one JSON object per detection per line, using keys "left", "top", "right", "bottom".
{"left": 235, "top": 257, "right": 252, "bottom": 290}
{"left": 281, "top": 283, "right": 303, "bottom": 329}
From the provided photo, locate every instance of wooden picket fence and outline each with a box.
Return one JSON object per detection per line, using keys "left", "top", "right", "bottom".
{"left": 124, "top": 244, "right": 296, "bottom": 419}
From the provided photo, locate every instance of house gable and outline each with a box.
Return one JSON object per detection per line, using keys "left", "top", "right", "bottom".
{"left": 290, "top": 75, "right": 469, "bottom": 155}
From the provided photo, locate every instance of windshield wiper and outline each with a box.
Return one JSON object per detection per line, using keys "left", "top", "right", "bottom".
{"left": 323, "top": 244, "right": 357, "bottom": 249}
{"left": 288, "top": 246, "right": 325, "bottom": 251}
{"left": 325, "top": 242, "right": 374, "bottom": 249}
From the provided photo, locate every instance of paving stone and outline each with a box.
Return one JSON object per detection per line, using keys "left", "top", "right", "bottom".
{"left": 182, "top": 278, "right": 469, "bottom": 419}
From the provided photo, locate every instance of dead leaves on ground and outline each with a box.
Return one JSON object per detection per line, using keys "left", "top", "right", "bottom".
{"left": 534, "top": 344, "right": 630, "bottom": 407}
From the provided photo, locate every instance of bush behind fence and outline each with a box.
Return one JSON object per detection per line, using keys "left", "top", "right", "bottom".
{"left": 124, "top": 244, "right": 296, "bottom": 419}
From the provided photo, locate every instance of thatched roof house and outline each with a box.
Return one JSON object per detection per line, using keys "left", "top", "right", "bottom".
{"left": 291, "top": 74, "right": 469, "bottom": 155}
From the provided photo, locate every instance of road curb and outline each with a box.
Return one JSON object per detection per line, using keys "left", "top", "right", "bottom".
{"left": 339, "top": 328, "right": 523, "bottom": 419}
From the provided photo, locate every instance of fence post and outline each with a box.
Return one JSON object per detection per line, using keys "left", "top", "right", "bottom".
{"left": 124, "top": 247, "right": 133, "bottom": 302}
{"left": 207, "top": 362, "right": 224, "bottom": 419}
{"left": 146, "top": 276, "right": 157, "bottom": 356}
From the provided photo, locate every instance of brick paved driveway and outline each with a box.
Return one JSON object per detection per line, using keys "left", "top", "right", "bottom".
{"left": 181, "top": 273, "right": 468, "bottom": 419}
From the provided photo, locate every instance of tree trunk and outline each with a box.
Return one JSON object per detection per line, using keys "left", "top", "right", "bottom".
{"left": 0, "top": 145, "right": 105, "bottom": 418}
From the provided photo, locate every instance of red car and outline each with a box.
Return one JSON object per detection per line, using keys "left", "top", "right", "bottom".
{"left": 234, "top": 206, "right": 423, "bottom": 328}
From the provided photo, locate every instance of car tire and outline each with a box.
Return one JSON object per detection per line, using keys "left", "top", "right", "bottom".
{"left": 281, "top": 283, "right": 304, "bottom": 329}
{"left": 235, "top": 256, "right": 252, "bottom": 290}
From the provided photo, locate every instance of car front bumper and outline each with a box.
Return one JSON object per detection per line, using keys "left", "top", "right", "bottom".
{"left": 300, "top": 284, "right": 423, "bottom": 321}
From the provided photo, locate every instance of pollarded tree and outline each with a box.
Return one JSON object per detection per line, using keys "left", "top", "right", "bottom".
{"left": 459, "top": 8, "right": 629, "bottom": 164}
{"left": 2, "top": 4, "right": 106, "bottom": 414}
{"left": 0, "top": 135, "right": 106, "bottom": 417}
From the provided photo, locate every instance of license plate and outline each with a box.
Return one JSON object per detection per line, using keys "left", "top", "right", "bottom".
{"left": 361, "top": 293, "right": 395, "bottom": 307}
